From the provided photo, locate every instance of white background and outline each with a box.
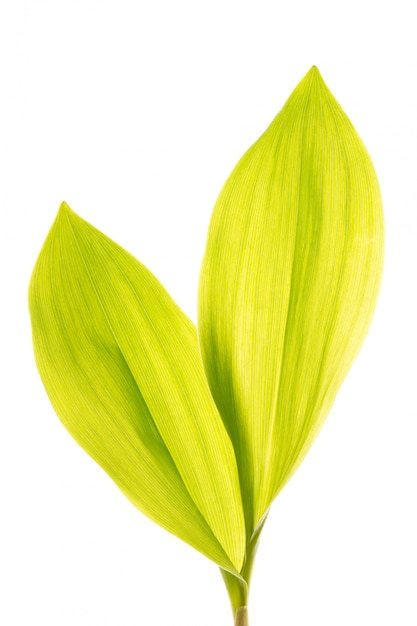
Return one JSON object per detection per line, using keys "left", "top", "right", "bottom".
{"left": 1, "top": 1, "right": 416, "bottom": 624}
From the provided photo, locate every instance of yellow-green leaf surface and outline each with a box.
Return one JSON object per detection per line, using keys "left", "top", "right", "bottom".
{"left": 29, "top": 203, "right": 245, "bottom": 572}
{"left": 198, "top": 66, "right": 384, "bottom": 535}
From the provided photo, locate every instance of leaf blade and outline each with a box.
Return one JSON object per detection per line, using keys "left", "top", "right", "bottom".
{"left": 198, "top": 67, "right": 384, "bottom": 533}
{"left": 29, "top": 203, "right": 246, "bottom": 572}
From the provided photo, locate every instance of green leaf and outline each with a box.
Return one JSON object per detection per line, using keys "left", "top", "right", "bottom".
{"left": 198, "top": 66, "right": 384, "bottom": 535}
{"left": 29, "top": 202, "right": 246, "bottom": 573}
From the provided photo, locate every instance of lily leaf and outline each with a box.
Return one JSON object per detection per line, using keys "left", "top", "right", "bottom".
{"left": 198, "top": 66, "right": 384, "bottom": 536}
{"left": 29, "top": 202, "right": 246, "bottom": 573}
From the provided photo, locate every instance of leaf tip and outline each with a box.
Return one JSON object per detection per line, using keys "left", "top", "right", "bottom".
{"left": 306, "top": 64, "right": 324, "bottom": 83}
{"left": 58, "top": 200, "right": 73, "bottom": 216}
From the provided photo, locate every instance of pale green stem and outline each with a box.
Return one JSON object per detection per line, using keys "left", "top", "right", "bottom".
{"left": 221, "top": 512, "right": 269, "bottom": 626}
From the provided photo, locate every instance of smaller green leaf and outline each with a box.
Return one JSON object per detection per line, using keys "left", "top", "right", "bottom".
{"left": 29, "top": 202, "right": 246, "bottom": 573}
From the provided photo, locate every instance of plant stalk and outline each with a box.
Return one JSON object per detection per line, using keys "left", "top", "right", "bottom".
{"left": 234, "top": 606, "right": 249, "bottom": 626}
{"left": 222, "top": 512, "right": 269, "bottom": 625}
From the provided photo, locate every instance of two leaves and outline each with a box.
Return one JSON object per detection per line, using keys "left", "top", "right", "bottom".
{"left": 29, "top": 67, "right": 384, "bottom": 584}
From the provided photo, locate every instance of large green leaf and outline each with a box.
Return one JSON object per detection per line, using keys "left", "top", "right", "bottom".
{"left": 29, "top": 202, "right": 245, "bottom": 573}
{"left": 198, "top": 66, "right": 384, "bottom": 535}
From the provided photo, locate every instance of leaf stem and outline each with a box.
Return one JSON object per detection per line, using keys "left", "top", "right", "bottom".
{"left": 221, "top": 513, "right": 269, "bottom": 624}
